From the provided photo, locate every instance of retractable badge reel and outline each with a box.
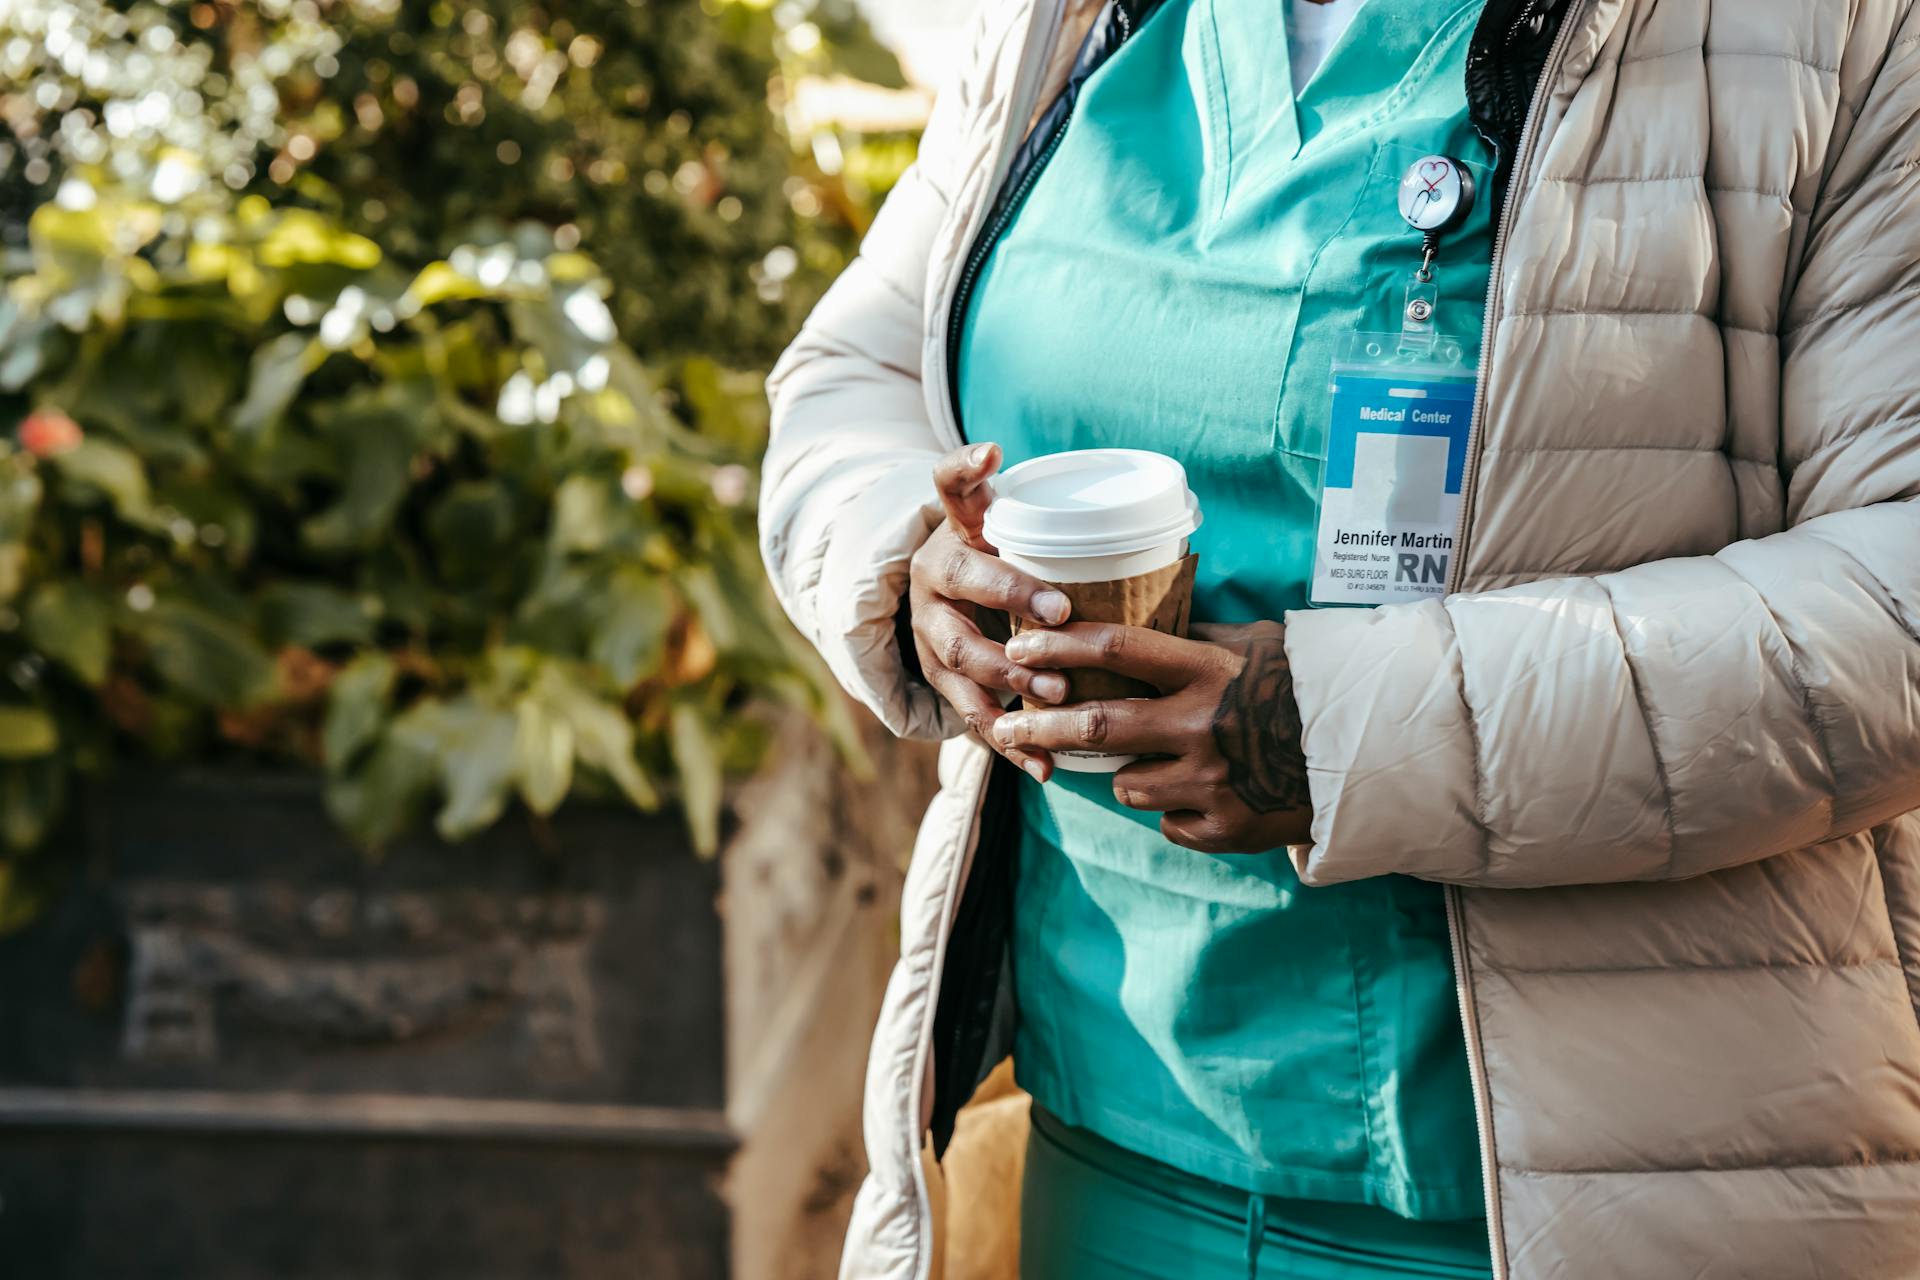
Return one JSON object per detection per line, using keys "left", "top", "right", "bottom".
{"left": 1308, "top": 154, "right": 1482, "bottom": 608}
{"left": 1396, "top": 154, "right": 1475, "bottom": 345}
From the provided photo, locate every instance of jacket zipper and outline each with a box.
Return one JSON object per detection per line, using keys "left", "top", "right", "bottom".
{"left": 1469, "top": 1, "right": 1551, "bottom": 170}
{"left": 942, "top": 3, "right": 1143, "bottom": 432}
{"left": 1445, "top": 5, "right": 1586, "bottom": 1278}
{"left": 908, "top": 5, "right": 1066, "bottom": 1272}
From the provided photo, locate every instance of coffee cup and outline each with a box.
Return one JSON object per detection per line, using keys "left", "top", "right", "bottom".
{"left": 982, "top": 448, "right": 1203, "bottom": 773}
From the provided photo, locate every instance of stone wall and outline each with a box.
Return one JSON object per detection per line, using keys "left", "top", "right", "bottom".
{"left": 0, "top": 705, "right": 940, "bottom": 1279}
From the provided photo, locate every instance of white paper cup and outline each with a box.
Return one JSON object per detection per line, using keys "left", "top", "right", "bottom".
{"left": 983, "top": 450, "right": 1202, "bottom": 773}
{"left": 997, "top": 536, "right": 1189, "bottom": 584}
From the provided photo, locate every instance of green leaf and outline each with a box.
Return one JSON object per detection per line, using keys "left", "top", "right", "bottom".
{"left": 168, "top": 330, "right": 239, "bottom": 430}
{"left": 392, "top": 697, "right": 518, "bottom": 841}
{"left": 232, "top": 332, "right": 319, "bottom": 433}
{"left": 0, "top": 465, "right": 42, "bottom": 603}
{"left": 302, "top": 404, "right": 419, "bottom": 551}
{"left": 131, "top": 598, "right": 277, "bottom": 708}
{"left": 408, "top": 260, "right": 496, "bottom": 307}
{"left": 513, "top": 691, "right": 574, "bottom": 816}
{"left": 356, "top": 543, "right": 433, "bottom": 635}
{"left": 589, "top": 569, "right": 673, "bottom": 685}
{"left": 0, "top": 545, "right": 27, "bottom": 605}
{"left": 64, "top": 327, "right": 215, "bottom": 467}
{"left": 30, "top": 201, "right": 133, "bottom": 271}
{"left": 28, "top": 201, "right": 159, "bottom": 324}
{"left": 0, "top": 757, "right": 67, "bottom": 852}
{"left": 160, "top": 476, "right": 259, "bottom": 554}
{"left": 0, "top": 706, "right": 58, "bottom": 759}
{"left": 324, "top": 732, "right": 434, "bottom": 851}
{"left": 668, "top": 702, "right": 724, "bottom": 857}
{"left": 322, "top": 652, "right": 395, "bottom": 769}
{"left": 153, "top": 476, "right": 258, "bottom": 563}
{"left": 0, "top": 463, "right": 43, "bottom": 541}
{"left": 259, "top": 582, "right": 375, "bottom": 648}
{"left": 537, "top": 665, "right": 657, "bottom": 810}
{"left": 678, "top": 564, "right": 760, "bottom": 656}
{"left": 675, "top": 356, "right": 769, "bottom": 452}
{"left": 426, "top": 480, "right": 517, "bottom": 583}
{"left": 26, "top": 582, "right": 113, "bottom": 685}
{"left": 438, "top": 717, "right": 518, "bottom": 840}
{"left": 255, "top": 209, "right": 382, "bottom": 270}
{"left": 507, "top": 562, "right": 596, "bottom": 655}
{"left": 508, "top": 287, "right": 615, "bottom": 385}
{"left": 550, "top": 474, "right": 616, "bottom": 553}
{"left": 48, "top": 438, "right": 155, "bottom": 524}
{"left": 0, "top": 300, "right": 53, "bottom": 393}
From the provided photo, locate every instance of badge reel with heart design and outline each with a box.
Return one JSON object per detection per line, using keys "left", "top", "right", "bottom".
{"left": 1306, "top": 153, "right": 1483, "bottom": 611}
{"left": 1395, "top": 154, "right": 1476, "bottom": 352}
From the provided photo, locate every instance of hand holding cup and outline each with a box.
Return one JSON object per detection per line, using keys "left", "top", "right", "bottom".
{"left": 995, "top": 620, "right": 1315, "bottom": 853}
{"left": 908, "top": 443, "right": 1072, "bottom": 781}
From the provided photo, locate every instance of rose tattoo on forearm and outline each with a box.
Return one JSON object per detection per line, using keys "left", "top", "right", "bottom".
{"left": 1209, "top": 636, "right": 1311, "bottom": 814}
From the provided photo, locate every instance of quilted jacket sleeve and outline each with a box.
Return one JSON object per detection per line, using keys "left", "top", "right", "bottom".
{"left": 757, "top": 14, "right": 1011, "bottom": 742}
{"left": 1281, "top": 22, "right": 1920, "bottom": 889}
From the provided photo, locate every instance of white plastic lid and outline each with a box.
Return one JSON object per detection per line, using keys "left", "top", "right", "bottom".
{"left": 982, "top": 449, "right": 1202, "bottom": 559}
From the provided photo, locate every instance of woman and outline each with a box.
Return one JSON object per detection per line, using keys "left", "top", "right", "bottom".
{"left": 760, "top": 0, "right": 1920, "bottom": 1276}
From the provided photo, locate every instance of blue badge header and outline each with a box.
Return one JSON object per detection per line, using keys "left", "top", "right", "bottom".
{"left": 1323, "top": 372, "right": 1476, "bottom": 494}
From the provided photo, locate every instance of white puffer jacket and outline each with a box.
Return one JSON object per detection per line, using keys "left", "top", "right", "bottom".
{"left": 760, "top": 0, "right": 1920, "bottom": 1275}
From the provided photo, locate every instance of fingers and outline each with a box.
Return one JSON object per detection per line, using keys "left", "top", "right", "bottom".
{"left": 1004, "top": 623, "right": 1231, "bottom": 691}
{"left": 1110, "top": 757, "right": 1221, "bottom": 814}
{"left": 910, "top": 589, "right": 1058, "bottom": 781}
{"left": 1159, "top": 806, "right": 1314, "bottom": 854}
{"left": 912, "top": 532, "right": 1070, "bottom": 625}
{"left": 1159, "top": 811, "right": 1242, "bottom": 854}
{"left": 915, "top": 598, "right": 1068, "bottom": 703}
{"left": 932, "top": 442, "right": 1001, "bottom": 551}
{"left": 990, "top": 699, "right": 1178, "bottom": 757}
{"left": 921, "top": 665, "right": 1052, "bottom": 781}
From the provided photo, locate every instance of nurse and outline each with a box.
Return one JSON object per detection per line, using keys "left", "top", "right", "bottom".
{"left": 929, "top": 0, "right": 1497, "bottom": 1274}
{"left": 763, "top": 0, "right": 1920, "bottom": 1273}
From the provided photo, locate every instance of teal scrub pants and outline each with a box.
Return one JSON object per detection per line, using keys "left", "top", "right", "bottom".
{"left": 1020, "top": 1107, "right": 1495, "bottom": 1279}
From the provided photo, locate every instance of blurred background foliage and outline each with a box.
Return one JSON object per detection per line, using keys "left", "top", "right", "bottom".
{"left": 0, "top": 0, "right": 924, "bottom": 926}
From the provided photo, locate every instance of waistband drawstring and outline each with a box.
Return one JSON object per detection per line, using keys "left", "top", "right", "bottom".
{"left": 1244, "top": 1192, "right": 1268, "bottom": 1280}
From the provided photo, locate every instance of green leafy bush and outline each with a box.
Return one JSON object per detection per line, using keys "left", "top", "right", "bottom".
{"left": 0, "top": 0, "right": 910, "bottom": 926}
{"left": 0, "top": 0, "right": 914, "bottom": 366}
{"left": 0, "top": 188, "right": 858, "bottom": 891}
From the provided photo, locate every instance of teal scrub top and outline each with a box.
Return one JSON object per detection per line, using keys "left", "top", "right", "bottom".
{"left": 954, "top": 0, "right": 1495, "bottom": 1226}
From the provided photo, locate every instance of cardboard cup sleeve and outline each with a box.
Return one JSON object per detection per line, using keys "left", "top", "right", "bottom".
{"left": 1010, "top": 554, "right": 1198, "bottom": 708}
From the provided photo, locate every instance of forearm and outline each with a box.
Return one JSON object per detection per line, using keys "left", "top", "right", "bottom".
{"left": 1284, "top": 500, "right": 1920, "bottom": 888}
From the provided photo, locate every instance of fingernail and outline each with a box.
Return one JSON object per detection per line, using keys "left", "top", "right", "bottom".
{"left": 1005, "top": 634, "right": 1033, "bottom": 661}
{"left": 970, "top": 444, "right": 992, "bottom": 468}
{"left": 1030, "top": 673, "right": 1068, "bottom": 702}
{"left": 1021, "top": 758, "right": 1046, "bottom": 782}
{"left": 1035, "top": 591, "right": 1070, "bottom": 625}
{"left": 991, "top": 717, "right": 1017, "bottom": 745}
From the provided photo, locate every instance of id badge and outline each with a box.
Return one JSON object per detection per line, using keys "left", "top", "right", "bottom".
{"left": 1309, "top": 331, "right": 1476, "bottom": 607}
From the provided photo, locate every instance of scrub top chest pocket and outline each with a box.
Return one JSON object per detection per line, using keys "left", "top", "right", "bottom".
{"left": 1283, "top": 139, "right": 1488, "bottom": 435}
